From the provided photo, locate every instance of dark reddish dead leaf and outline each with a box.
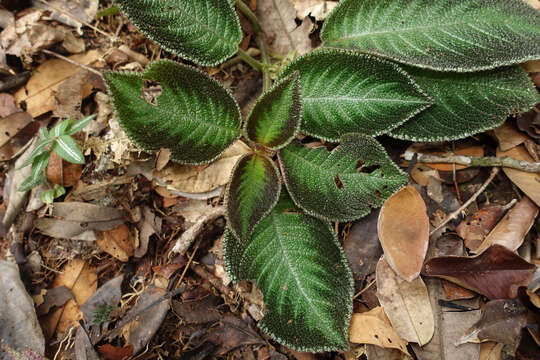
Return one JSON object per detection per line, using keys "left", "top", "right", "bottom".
{"left": 172, "top": 295, "right": 221, "bottom": 324}
{"left": 378, "top": 185, "right": 430, "bottom": 281}
{"left": 456, "top": 205, "right": 505, "bottom": 251}
{"left": 422, "top": 245, "right": 537, "bottom": 299}
{"left": 207, "top": 315, "right": 265, "bottom": 356}
{"left": 97, "top": 344, "right": 133, "bottom": 360}
{"left": 461, "top": 299, "right": 527, "bottom": 346}
{"left": 474, "top": 197, "right": 538, "bottom": 254}
{"left": 46, "top": 150, "right": 83, "bottom": 187}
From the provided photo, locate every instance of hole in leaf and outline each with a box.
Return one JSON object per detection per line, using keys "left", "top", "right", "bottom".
{"left": 374, "top": 334, "right": 379, "bottom": 339}
{"left": 356, "top": 160, "right": 380, "bottom": 175}
{"left": 142, "top": 80, "right": 163, "bottom": 106}
{"left": 334, "top": 174, "right": 345, "bottom": 190}
{"left": 374, "top": 190, "right": 382, "bottom": 199}
{"left": 388, "top": 338, "right": 392, "bottom": 343}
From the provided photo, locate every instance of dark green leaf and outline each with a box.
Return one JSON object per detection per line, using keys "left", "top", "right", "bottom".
{"left": 390, "top": 66, "right": 540, "bottom": 141}
{"left": 321, "top": 0, "right": 540, "bottom": 71}
{"left": 279, "top": 49, "right": 431, "bottom": 142}
{"left": 279, "top": 134, "right": 407, "bottom": 222}
{"left": 113, "top": 0, "right": 242, "bottom": 66}
{"left": 223, "top": 194, "right": 354, "bottom": 352}
{"left": 245, "top": 72, "right": 302, "bottom": 150}
{"left": 104, "top": 60, "right": 241, "bottom": 164}
{"left": 53, "top": 135, "right": 84, "bottom": 164}
{"left": 66, "top": 114, "right": 95, "bottom": 135}
{"left": 225, "top": 153, "right": 281, "bottom": 242}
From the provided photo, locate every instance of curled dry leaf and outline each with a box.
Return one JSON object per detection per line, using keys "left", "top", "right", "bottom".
{"left": 292, "top": 0, "right": 338, "bottom": 21}
{"left": 349, "top": 307, "right": 409, "bottom": 355}
{"left": 456, "top": 204, "right": 505, "bottom": 252}
{"left": 460, "top": 299, "right": 527, "bottom": 347}
{"left": 376, "top": 257, "right": 434, "bottom": 346}
{"left": 496, "top": 145, "right": 540, "bottom": 206}
{"left": 422, "top": 245, "right": 537, "bottom": 299}
{"left": 96, "top": 224, "right": 134, "bottom": 262}
{"left": 378, "top": 186, "right": 430, "bottom": 282}
{"left": 46, "top": 150, "right": 83, "bottom": 187}
{"left": 473, "top": 197, "right": 538, "bottom": 254}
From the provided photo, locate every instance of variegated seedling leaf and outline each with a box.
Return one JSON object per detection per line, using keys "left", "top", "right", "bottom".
{"left": 389, "top": 65, "right": 540, "bottom": 141}
{"left": 223, "top": 193, "right": 354, "bottom": 352}
{"left": 279, "top": 49, "right": 431, "bottom": 142}
{"left": 321, "top": 0, "right": 540, "bottom": 72}
{"left": 53, "top": 135, "right": 85, "bottom": 164}
{"left": 279, "top": 134, "right": 407, "bottom": 222}
{"left": 113, "top": 0, "right": 242, "bottom": 66}
{"left": 104, "top": 60, "right": 242, "bottom": 165}
{"left": 244, "top": 72, "right": 302, "bottom": 150}
{"left": 18, "top": 151, "right": 51, "bottom": 192}
{"left": 226, "top": 153, "right": 281, "bottom": 242}
{"left": 66, "top": 114, "right": 95, "bottom": 136}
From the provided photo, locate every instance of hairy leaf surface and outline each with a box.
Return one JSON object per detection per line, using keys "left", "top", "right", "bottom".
{"left": 223, "top": 194, "right": 354, "bottom": 352}
{"left": 279, "top": 49, "right": 431, "bottom": 142}
{"left": 390, "top": 66, "right": 539, "bottom": 141}
{"left": 226, "top": 153, "right": 281, "bottom": 242}
{"left": 279, "top": 134, "right": 407, "bottom": 222}
{"left": 104, "top": 60, "right": 241, "bottom": 164}
{"left": 321, "top": 0, "right": 540, "bottom": 71}
{"left": 245, "top": 72, "right": 302, "bottom": 150}
{"left": 113, "top": 0, "right": 242, "bottom": 66}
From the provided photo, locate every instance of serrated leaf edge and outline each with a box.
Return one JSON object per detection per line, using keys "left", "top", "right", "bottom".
{"left": 278, "top": 48, "right": 433, "bottom": 142}
{"left": 244, "top": 71, "right": 303, "bottom": 150}
{"left": 222, "top": 218, "right": 354, "bottom": 353}
{"left": 113, "top": 0, "right": 242, "bottom": 67}
{"left": 104, "top": 59, "right": 242, "bottom": 165}
{"left": 278, "top": 134, "right": 408, "bottom": 222}
{"left": 224, "top": 152, "right": 282, "bottom": 242}
{"left": 321, "top": 0, "right": 540, "bottom": 72}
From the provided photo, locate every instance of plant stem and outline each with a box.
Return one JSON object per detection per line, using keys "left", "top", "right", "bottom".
{"left": 236, "top": 0, "right": 272, "bottom": 92}
{"left": 403, "top": 151, "right": 540, "bottom": 173}
{"left": 237, "top": 48, "right": 264, "bottom": 71}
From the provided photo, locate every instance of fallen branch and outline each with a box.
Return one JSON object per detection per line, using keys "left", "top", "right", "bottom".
{"left": 170, "top": 206, "right": 225, "bottom": 254}
{"left": 403, "top": 151, "right": 540, "bottom": 173}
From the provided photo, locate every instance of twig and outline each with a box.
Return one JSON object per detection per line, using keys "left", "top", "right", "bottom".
{"left": 353, "top": 279, "right": 376, "bottom": 300}
{"left": 39, "top": 0, "right": 116, "bottom": 41}
{"left": 430, "top": 167, "right": 499, "bottom": 235}
{"left": 41, "top": 49, "right": 103, "bottom": 77}
{"left": 190, "top": 263, "right": 236, "bottom": 301}
{"left": 403, "top": 151, "right": 540, "bottom": 173}
{"left": 170, "top": 207, "right": 225, "bottom": 254}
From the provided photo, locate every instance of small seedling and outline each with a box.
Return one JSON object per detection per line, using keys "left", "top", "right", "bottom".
{"left": 18, "top": 115, "right": 94, "bottom": 192}
{"left": 105, "top": 0, "right": 540, "bottom": 351}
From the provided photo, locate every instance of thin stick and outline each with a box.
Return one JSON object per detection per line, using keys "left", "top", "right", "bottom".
{"left": 41, "top": 49, "right": 103, "bottom": 77}
{"left": 430, "top": 167, "right": 499, "bottom": 236}
{"left": 353, "top": 279, "right": 376, "bottom": 300}
{"left": 403, "top": 151, "right": 540, "bottom": 173}
{"left": 171, "top": 206, "right": 225, "bottom": 254}
{"left": 39, "top": 0, "right": 116, "bottom": 41}
{"left": 237, "top": 48, "right": 264, "bottom": 71}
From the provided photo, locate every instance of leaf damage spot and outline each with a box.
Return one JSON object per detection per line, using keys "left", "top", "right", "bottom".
{"left": 141, "top": 80, "right": 163, "bottom": 106}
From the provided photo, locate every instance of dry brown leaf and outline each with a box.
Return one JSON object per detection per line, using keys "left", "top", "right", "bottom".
{"left": 53, "top": 70, "right": 92, "bottom": 119}
{"left": 292, "top": 0, "right": 338, "bottom": 20}
{"left": 0, "top": 93, "right": 20, "bottom": 117}
{"left": 257, "top": 0, "right": 314, "bottom": 55}
{"left": 492, "top": 122, "right": 529, "bottom": 151}
{"left": 410, "top": 164, "right": 441, "bottom": 187}
{"left": 96, "top": 224, "right": 134, "bottom": 262}
{"left": 497, "top": 145, "right": 540, "bottom": 206}
{"left": 14, "top": 50, "right": 102, "bottom": 117}
{"left": 0, "top": 112, "right": 32, "bottom": 148}
{"left": 457, "top": 205, "right": 505, "bottom": 252}
{"left": 378, "top": 186, "right": 430, "bottom": 282}
{"left": 46, "top": 150, "right": 83, "bottom": 187}
{"left": 474, "top": 197, "right": 538, "bottom": 254}
{"left": 349, "top": 307, "right": 409, "bottom": 355}
{"left": 32, "top": 0, "right": 99, "bottom": 34}
{"left": 152, "top": 140, "right": 250, "bottom": 194}
{"left": 479, "top": 342, "right": 503, "bottom": 360}
{"left": 366, "top": 345, "right": 412, "bottom": 360}
{"left": 376, "top": 257, "right": 434, "bottom": 346}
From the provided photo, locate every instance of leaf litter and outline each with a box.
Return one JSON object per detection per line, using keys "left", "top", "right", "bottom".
{"left": 0, "top": 1, "right": 539, "bottom": 359}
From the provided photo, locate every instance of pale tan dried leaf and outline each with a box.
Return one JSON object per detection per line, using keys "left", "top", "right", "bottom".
{"left": 378, "top": 186, "right": 429, "bottom": 281}
{"left": 349, "top": 307, "right": 409, "bottom": 355}
{"left": 497, "top": 145, "right": 540, "bottom": 206}
{"left": 376, "top": 257, "right": 434, "bottom": 346}
{"left": 292, "top": 0, "right": 338, "bottom": 20}
{"left": 492, "top": 122, "right": 529, "bottom": 151}
{"left": 0, "top": 112, "right": 32, "bottom": 148}
{"left": 32, "top": 0, "right": 99, "bottom": 34}
{"left": 62, "top": 31, "right": 86, "bottom": 54}
{"left": 14, "top": 50, "right": 102, "bottom": 117}
{"left": 152, "top": 140, "right": 250, "bottom": 194}
{"left": 479, "top": 342, "right": 503, "bottom": 360}
{"left": 53, "top": 70, "right": 92, "bottom": 119}
{"left": 96, "top": 224, "right": 134, "bottom": 262}
{"left": 410, "top": 164, "right": 441, "bottom": 187}
{"left": 524, "top": 0, "right": 540, "bottom": 11}
{"left": 474, "top": 197, "right": 538, "bottom": 254}
{"left": 257, "top": 0, "right": 314, "bottom": 55}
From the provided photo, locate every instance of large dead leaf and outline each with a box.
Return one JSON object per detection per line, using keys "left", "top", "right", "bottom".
{"left": 422, "top": 245, "right": 537, "bottom": 299}
{"left": 473, "top": 197, "right": 538, "bottom": 254}
{"left": 492, "top": 122, "right": 529, "bottom": 151}
{"left": 460, "top": 299, "right": 527, "bottom": 347}
{"left": 456, "top": 205, "right": 505, "bottom": 252}
{"left": 497, "top": 145, "right": 540, "bottom": 206}
{"left": 349, "top": 307, "right": 409, "bottom": 355}
{"left": 152, "top": 140, "right": 250, "bottom": 194}
{"left": 0, "top": 112, "right": 32, "bottom": 148}
{"left": 256, "top": 0, "right": 314, "bottom": 55}
{"left": 376, "top": 257, "right": 434, "bottom": 346}
{"left": 378, "top": 186, "right": 429, "bottom": 281}
{"left": 292, "top": 0, "right": 338, "bottom": 20}
{"left": 53, "top": 70, "right": 92, "bottom": 119}
{"left": 435, "top": 235, "right": 476, "bottom": 300}
{"left": 81, "top": 275, "right": 123, "bottom": 329}
{"left": 14, "top": 50, "right": 102, "bottom": 117}
{"left": 0, "top": 260, "right": 45, "bottom": 356}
